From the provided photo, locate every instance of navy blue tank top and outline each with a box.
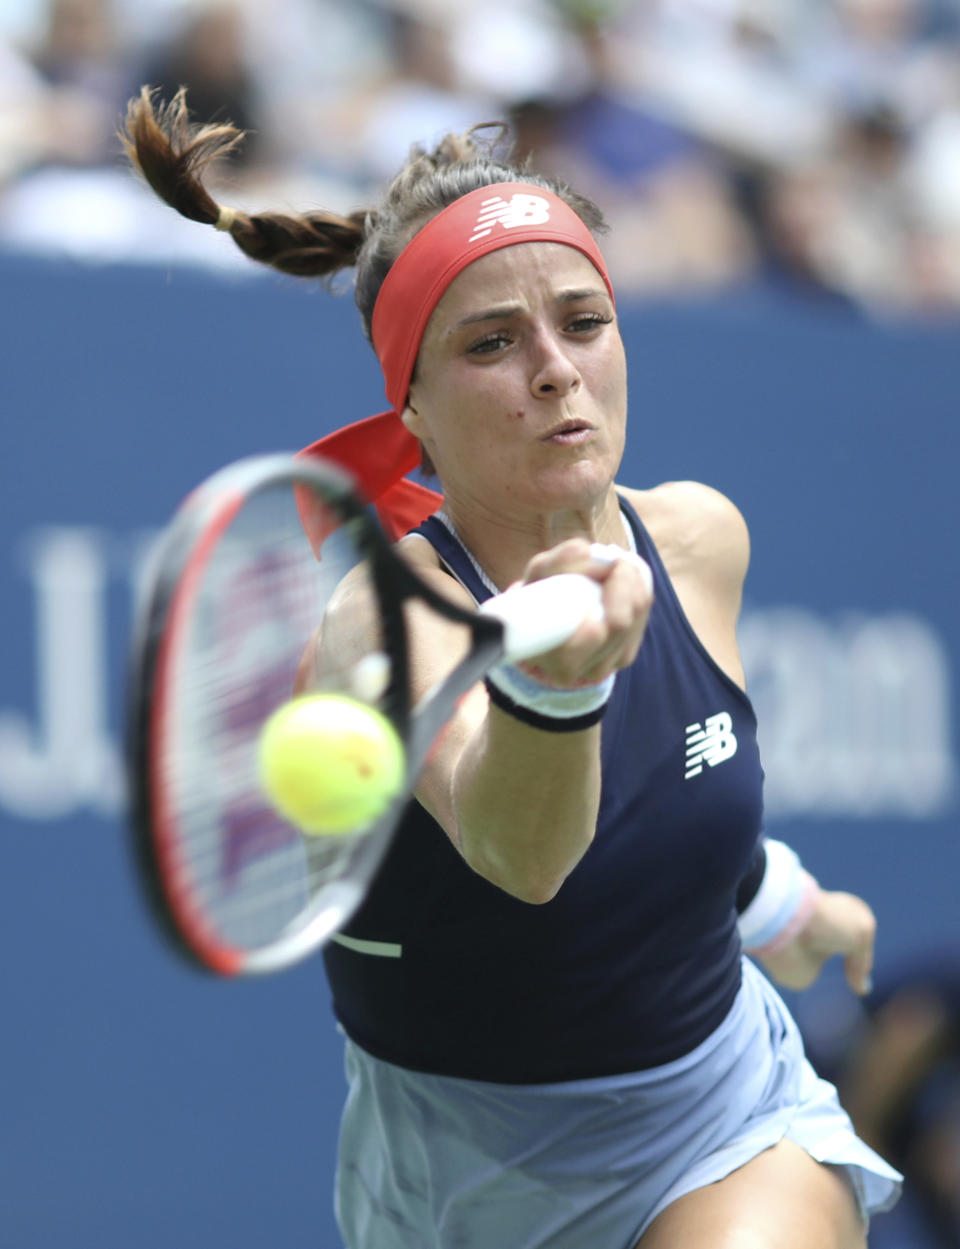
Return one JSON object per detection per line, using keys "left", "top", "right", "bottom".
{"left": 322, "top": 495, "right": 765, "bottom": 1082}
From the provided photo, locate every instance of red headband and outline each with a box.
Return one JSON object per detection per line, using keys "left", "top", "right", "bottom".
{"left": 299, "top": 182, "right": 613, "bottom": 545}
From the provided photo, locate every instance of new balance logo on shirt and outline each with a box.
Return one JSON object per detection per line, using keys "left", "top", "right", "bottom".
{"left": 469, "top": 194, "right": 552, "bottom": 242}
{"left": 685, "top": 712, "right": 738, "bottom": 779}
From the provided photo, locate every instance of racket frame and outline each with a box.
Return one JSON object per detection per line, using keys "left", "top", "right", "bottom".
{"left": 127, "top": 455, "right": 506, "bottom": 975}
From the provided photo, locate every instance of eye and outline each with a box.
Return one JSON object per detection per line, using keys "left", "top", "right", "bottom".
{"left": 565, "top": 312, "right": 613, "bottom": 334}
{"left": 467, "top": 331, "right": 513, "bottom": 355}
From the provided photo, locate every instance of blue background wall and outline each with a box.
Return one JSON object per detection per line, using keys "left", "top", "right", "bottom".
{"left": 2, "top": 254, "right": 956, "bottom": 1247}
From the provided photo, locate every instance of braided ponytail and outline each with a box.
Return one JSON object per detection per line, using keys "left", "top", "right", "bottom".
{"left": 120, "top": 87, "right": 367, "bottom": 279}
{"left": 120, "top": 88, "right": 609, "bottom": 479}
{"left": 120, "top": 87, "right": 606, "bottom": 335}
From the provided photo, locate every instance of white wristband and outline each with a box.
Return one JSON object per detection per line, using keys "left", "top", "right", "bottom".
{"left": 738, "top": 839, "right": 820, "bottom": 955}
{"left": 485, "top": 661, "right": 615, "bottom": 729}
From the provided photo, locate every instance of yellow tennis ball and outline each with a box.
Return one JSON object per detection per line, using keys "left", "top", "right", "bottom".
{"left": 257, "top": 694, "right": 404, "bottom": 835}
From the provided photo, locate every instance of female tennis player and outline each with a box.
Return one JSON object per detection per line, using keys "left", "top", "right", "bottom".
{"left": 122, "top": 88, "right": 902, "bottom": 1248}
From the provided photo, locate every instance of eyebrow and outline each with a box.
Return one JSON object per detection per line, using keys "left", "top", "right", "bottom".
{"left": 451, "top": 287, "right": 610, "bottom": 330}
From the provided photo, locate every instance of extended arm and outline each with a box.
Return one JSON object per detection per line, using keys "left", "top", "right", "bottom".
{"left": 411, "top": 540, "right": 653, "bottom": 903}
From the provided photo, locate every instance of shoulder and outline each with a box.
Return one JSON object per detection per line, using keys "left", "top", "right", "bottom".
{"left": 396, "top": 530, "right": 443, "bottom": 575}
{"left": 622, "top": 480, "right": 749, "bottom": 547}
{"left": 395, "top": 531, "right": 477, "bottom": 610}
{"left": 619, "top": 481, "right": 750, "bottom": 592}
{"left": 320, "top": 530, "right": 472, "bottom": 634}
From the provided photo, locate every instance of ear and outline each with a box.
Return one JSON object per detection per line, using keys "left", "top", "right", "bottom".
{"left": 400, "top": 399, "right": 426, "bottom": 440}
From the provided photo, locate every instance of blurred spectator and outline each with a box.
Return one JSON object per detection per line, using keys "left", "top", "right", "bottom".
{"left": 739, "top": 159, "right": 860, "bottom": 306}
{"left": 798, "top": 0, "right": 957, "bottom": 126}
{"left": 23, "top": 0, "right": 133, "bottom": 168}
{"left": 510, "top": 9, "right": 756, "bottom": 294}
{"left": 233, "top": 0, "right": 390, "bottom": 183}
{"left": 0, "top": 0, "right": 138, "bottom": 198}
{"left": 762, "top": 0, "right": 960, "bottom": 312}
{"left": 629, "top": 0, "right": 960, "bottom": 313}
{"left": 139, "top": 1, "right": 261, "bottom": 170}
{"left": 630, "top": 0, "right": 833, "bottom": 166}
{"left": 309, "top": 1, "right": 499, "bottom": 189}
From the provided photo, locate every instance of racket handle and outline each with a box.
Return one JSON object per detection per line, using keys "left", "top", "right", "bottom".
{"left": 479, "top": 573, "right": 604, "bottom": 662}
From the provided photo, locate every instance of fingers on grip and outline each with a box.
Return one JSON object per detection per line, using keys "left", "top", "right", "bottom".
{"left": 588, "top": 542, "right": 654, "bottom": 598}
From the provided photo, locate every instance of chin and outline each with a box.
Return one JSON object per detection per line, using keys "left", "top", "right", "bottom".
{"left": 526, "top": 457, "right": 618, "bottom": 509}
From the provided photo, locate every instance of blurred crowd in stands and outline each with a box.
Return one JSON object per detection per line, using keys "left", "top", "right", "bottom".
{"left": 3, "top": 0, "right": 960, "bottom": 316}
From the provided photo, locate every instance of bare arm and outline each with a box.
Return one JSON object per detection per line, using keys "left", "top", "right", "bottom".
{"left": 432, "top": 542, "right": 653, "bottom": 901}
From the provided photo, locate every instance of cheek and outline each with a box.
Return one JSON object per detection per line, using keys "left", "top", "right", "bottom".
{"left": 419, "top": 383, "right": 511, "bottom": 467}
{"left": 599, "top": 348, "right": 628, "bottom": 418}
{"left": 437, "top": 370, "right": 525, "bottom": 438}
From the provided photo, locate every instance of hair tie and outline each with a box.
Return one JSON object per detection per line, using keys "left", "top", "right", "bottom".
{"left": 215, "top": 205, "right": 238, "bottom": 232}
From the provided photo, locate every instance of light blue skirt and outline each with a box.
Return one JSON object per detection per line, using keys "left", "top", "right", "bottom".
{"left": 335, "top": 958, "right": 901, "bottom": 1248}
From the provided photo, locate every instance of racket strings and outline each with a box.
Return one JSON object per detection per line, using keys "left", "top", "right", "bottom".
{"left": 158, "top": 481, "right": 396, "bottom": 952}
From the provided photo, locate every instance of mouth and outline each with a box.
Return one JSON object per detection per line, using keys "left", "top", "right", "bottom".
{"left": 541, "top": 418, "right": 596, "bottom": 445}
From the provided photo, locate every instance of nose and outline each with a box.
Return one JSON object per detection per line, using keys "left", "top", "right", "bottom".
{"left": 530, "top": 331, "right": 581, "bottom": 399}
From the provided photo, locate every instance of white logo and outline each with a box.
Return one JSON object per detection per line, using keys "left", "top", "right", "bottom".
{"left": 685, "top": 712, "right": 738, "bottom": 779}
{"left": 469, "top": 194, "right": 551, "bottom": 243}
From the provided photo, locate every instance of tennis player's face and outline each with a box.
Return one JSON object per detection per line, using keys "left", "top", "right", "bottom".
{"left": 404, "top": 242, "right": 627, "bottom": 514}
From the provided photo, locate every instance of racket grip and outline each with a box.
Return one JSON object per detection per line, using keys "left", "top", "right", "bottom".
{"left": 479, "top": 573, "right": 604, "bottom": 662}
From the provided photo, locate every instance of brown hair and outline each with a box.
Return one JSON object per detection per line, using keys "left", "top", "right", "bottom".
{"left": 120, "top": 85, "right": 607, "bottom": 343}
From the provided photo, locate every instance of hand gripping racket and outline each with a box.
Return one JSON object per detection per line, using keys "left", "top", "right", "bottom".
{"left": 127, "top": 454, "right": 603, "bottom": 976}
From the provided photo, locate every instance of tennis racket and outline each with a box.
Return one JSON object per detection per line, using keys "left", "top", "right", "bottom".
{"left": 128, "top": 453, "right": 603, "bottom": 976}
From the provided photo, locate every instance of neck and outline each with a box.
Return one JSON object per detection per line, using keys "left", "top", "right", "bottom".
{"left": 439, "top": 486, "right": 627, "bottom": 590}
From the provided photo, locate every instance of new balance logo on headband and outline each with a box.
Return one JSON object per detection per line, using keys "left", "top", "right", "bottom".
{"left": 469, "top": 194, "right": 552, "bottom": 242}
{"left": 685, "top": 712, "right": 738, "bottom": 779}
